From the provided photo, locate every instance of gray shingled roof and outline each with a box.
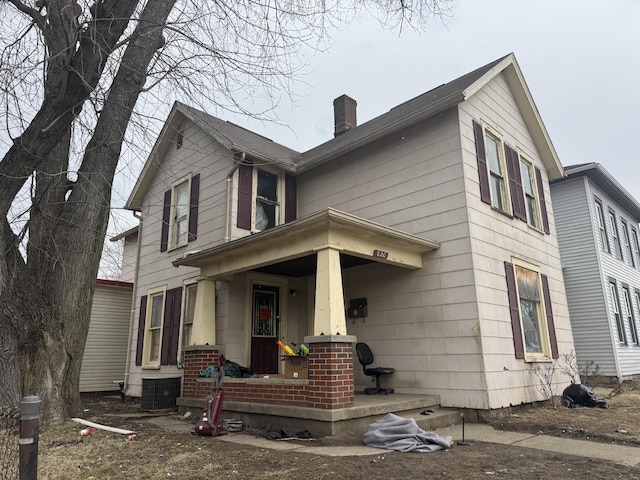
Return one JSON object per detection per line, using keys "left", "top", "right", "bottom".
{"left": 175, "top": 54, "right": 510, "bottom": 170}
{"left": 298, "top": 54, "right": 511, "bottom": 170}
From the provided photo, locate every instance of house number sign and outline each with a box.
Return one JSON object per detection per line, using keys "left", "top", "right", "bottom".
{"left": 373, "top": 249, "right": 388, "bottom": 259}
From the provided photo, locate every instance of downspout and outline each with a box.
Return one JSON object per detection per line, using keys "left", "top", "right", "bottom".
{"left": 123, "top": 211, "right": 142, "bottom": 394}
{"left": 225, "top": 152, "right": 244, "bottom": 243}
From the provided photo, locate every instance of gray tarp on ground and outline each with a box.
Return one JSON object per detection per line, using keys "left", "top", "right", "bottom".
{"left": 363, "top": 413, "right": 453, "bottom": 453}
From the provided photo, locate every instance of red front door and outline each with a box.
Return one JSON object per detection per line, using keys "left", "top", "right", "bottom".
{"left": 250, "top": 285, "right": 280, "bottom": 374}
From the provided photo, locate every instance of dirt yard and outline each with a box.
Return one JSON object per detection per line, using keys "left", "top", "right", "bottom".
{"left": 36, "top": 382, "right": 640, "bottom": 480}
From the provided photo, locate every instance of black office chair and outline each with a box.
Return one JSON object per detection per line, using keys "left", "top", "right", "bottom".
{"left": 355, "top": 342, "right": 395, "bottom": 395}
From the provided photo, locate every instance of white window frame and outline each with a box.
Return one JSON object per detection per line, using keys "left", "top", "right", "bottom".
{"left": 177, "top": 281, "right": 198, "bottom": 367}
{"left": 622, "top": 286, "right": 638, "bottom": 346}
{"left": 143, "top": 286, "right": 167, "bottom": 368}
{"left": 621, "top": 220, "right": 635, "bottom": 267}
{"left": 595, "top": 200, "right": 609, "bottom": 253}
{"left": 632, "top": 228, "right": 640, "bottom": 270}
{"left": 633, "top": 290, "right": 640, "bottom": 346}
{"left": 608, "top": 280, "right": 627, "bottom": 345}
{"left": 252, "top": 167, "right": 282, "bottom": 232}
{"left": 483, "top": 128, "right": 509, "bottom": 213}
{"left": 168, "top": 175, "right": 192, "bottom": 250}
{"left": 518, "top": 155, "right": 540, "bottom": 229}
{"left": 609, "top": 210, "right": 622, "bottom": 259}
{"left": 512, "top": 258, "right": 552, "bottom": 361}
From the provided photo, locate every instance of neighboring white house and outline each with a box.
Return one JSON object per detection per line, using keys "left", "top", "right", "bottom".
{"left": 551, "top": 163, "right": 640, "bottom": 381}
{"left": 80, "top": 279, "right": 133, "bottom": 392}
{"left": 117, "top": 53, "right": 575, "bottom": 418}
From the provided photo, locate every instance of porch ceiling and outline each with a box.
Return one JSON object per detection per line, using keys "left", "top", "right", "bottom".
{"left": 172, "top": 208, "right": 440, "bottom": 278}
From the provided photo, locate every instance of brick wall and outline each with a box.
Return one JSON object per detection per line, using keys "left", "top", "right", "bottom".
{"left": 183, "top": 347, "right": 220, "bottom": 398}
{"left": 307, "top": 342, "right": 354, "bottom": 409}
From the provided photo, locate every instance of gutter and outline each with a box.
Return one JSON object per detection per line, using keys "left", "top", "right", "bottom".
{"left": 123, "top": 211, "right": 142, "bottom": 394}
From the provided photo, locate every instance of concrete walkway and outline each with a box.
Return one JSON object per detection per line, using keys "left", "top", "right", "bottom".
{"left": 145, "top": 415, "right": 640, "bottom": 467}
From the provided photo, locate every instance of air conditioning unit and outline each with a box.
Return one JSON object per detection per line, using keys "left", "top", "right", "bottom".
{"left": 140, "top": 377, "right": 181, "bottom": 410}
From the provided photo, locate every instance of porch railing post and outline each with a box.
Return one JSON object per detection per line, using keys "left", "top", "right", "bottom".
{"left": 19, "top": 395, "right": 41, "bottom": 480}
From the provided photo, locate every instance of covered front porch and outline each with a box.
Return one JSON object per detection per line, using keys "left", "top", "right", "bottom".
{"left": 173, "top": 208, "right": 439, "bottom": 422}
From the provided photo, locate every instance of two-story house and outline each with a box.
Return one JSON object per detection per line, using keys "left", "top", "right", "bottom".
{"left": 121, "top": 53, "right": 575, "bottom": 432}
{"left": 551, "top": 163, "right": 640, "bottom": 382}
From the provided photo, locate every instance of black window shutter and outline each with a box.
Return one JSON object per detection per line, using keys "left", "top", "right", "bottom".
{"left": 535, "top": 167, "right": 550, "bottom": 234}
{"left": 541, "top": 274, "right": 559, "bottom": 359}
{"left": 188, "top": 174, "right": 200, "bottom": 242}
{"left": 505, "top": 145, "right": 526, "bottom": 222}
{"left": 237, "top": 163, "right": 253, "bottom": 230}
{"left": 135, "top": 295, "right": 147, "bottom": 366}
{"left": 505, "top": 262, "right": 525, "bottom": 359}
{"left": 160, "top": 189, "right": 171, "bottom": 252}
{"left": 473, "top": 120, "right": 491, "bottom": 205}
{"left": 285, "top": 173, "right": 297, "bottom": 223}
{"left": 161, "top": 288, "right": 182, "bottom": 365}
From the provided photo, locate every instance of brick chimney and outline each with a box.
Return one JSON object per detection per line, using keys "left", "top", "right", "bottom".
{"left": 333, "top": 95, "right": 357, "bottom": 137}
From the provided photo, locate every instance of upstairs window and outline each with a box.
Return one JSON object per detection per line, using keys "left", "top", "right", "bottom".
{"left": 520, "top": 158, "right": 540, "bottom": 229}
{"left": 609, "top": 210, "right": 622, "bottom": 259}
{"left": 472, "top": 120, "right": 549, "bottom": 233}
{"left": 160, "top": 174, "right": 200, "bottom": 252}
{"left": 595, "top": 200, "right": 609, "bottom": 253}
{"left": 621, "top": 220, "right": 635, "bottom": 267}
{"left": 237, "top": 162, "right": 297, "bottom": 231}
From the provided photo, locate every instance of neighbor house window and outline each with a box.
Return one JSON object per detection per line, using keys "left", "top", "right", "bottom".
{"left": 634, "top": 290, "right": 640, "bottom": 345}
{"left": 621, "top": 220, "right": 635, "bottom": 267}
{"left": 178, "top": 283, "right": 198, "bottom": 365}
{"left": 609, "top": 280, "right": 627, "bottom": 345}
{"left": 609, "top": 210, "right": 622, "bottom": 259}
{"left": 519, "top": 157, "right": 539, "bottom": 229}
{"left": 622, "top": 286, "right": 638, "bottom": 346}
{"left": 504, "top": 260, "right": 558, "bottom": 360}
{"left": 595, "top": 200, "right": 609, "bottom": 253}
{"left": 237, "top": 162, "right": 297, "bottom": 231}
{"left": 143, "top": 288, "right": 166, "bottom": 367}
{"left": 632, "top": 227, "right": 640, "bottom": 269}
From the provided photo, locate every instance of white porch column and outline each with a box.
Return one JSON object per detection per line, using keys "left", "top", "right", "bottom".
{"left": 313, "top": 246, "right": 347, "bottom": 335}
{"left": 192, "top": 277, "right": 216, "bottom": 345}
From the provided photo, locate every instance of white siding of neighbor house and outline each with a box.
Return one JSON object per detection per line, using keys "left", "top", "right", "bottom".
{"left": 580, "top": 180, "right": 640, "bottom": 378}
{"left": 127, "top": 118, "right": 236, "bottom": 396}
{"left": 458, "top": 72, "right": 573, "bottom": 408}
{"left": 550, "top": 177, "right": 616, "bottom": 376}
{"left": 80, "top": 283, "right": 133, "bottom": 392}
{"left": 120, "top": 231, "right": 138, "bottom": 284}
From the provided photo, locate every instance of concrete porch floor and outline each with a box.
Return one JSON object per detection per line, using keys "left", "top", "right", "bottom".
{"left": 177, "top": 392, "right": 461, "bottom": 437}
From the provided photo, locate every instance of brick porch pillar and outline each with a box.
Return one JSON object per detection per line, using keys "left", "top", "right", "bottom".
{"left": 182, "top": 345, "right": 220, "bottom": 398}
{"left": 304, "top": 335, "right": 356, "bottom": 409}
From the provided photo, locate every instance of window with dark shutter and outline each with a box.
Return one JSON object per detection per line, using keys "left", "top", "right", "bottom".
{"left": 535, "top": 167, "right": 550, "bottom": 234}
{"left": 160, "top": 190, "right": 171, "bottom": 252}
{"left": 285, "top": 173, "right": 297, "bottom": 223}
{"left": 188, "top": 174, "right": 200, "bottom": 242}
{"left": 541, "top": 274, "right": 559, "bottom": 359}
{"left": 505, "top": 144, "right": 526, "bottom": 222}
{"left": 504, "top": 262, "right": 525, "bottom": 359}
{"left": 473, "top": 120, "right": 491, "bottom": 205}
{"left": 135, "top": 295, "right": 147, "bottom": 366}
{"left": 237, "top": 163, "right": 253, "bottom": 229}
{"left": 161, "top": 287, "right": 183, "bottom": 365}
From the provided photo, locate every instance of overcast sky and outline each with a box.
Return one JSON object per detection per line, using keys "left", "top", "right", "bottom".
{"left": 101, "top": 0, "right": 640, "bottom": 234}
{"left": 215, "top": 0, "right": 640, "bottom": 199}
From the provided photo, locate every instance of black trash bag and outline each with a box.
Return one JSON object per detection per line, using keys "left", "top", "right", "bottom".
{"left": 265, "top": 427, "right": 312, "bottom": 440}
{"left": 224, "top": 360, "right": 257, "bottom": 378}
{"left": 561, "top": 383, "right": 608, "bottom": 409}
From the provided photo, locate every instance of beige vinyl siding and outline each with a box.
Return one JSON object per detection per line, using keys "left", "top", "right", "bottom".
{"left": 585, "top": 181, "right": 640, "bottom": 378}
{"left": 298, "top": 108, "right": 488, "bottom": 408}
{"left": 550, "top": 177, "right": 616, "bottom": 375}
{"left": 128, "top": 119, "right": 236, "bottom": 396}
{"left": 459, "top": 72, "right": 572, "bottom": 408}
{"left": 80, "top": 284, "right": 133, "bottom": 392}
